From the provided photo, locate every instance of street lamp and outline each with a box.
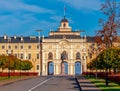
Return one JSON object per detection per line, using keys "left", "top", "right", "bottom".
{"left": 101, "top": 34, "right": 113, "bottom": 86}
{"left": 36, "top": 30, "right": 42, "bottom": 76}
{"left": 95, "top": 44, "right": 100, "bottom": 79}
{"left": 7, "top": 36, "right": 11, "bottom": 78}
{"left": 20, "top": 36, "right": 24, "bottom": 77}
{"left": 89, "top": 44, "right": 94, "bottom": 77}
{"left": 88, "top": 52, "right": 92, "bottom": 77}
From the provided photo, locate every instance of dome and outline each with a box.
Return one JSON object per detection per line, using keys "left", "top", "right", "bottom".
{"left": 61, "top": 18, "right": 68, "bottom": 22}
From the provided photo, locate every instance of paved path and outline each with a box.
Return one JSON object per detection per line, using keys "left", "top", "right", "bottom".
{"left": 76, "top": 76, "right": 101, "bottom": 91}
{"left": 0, "top": 76, "right": 79, "bottom": 91}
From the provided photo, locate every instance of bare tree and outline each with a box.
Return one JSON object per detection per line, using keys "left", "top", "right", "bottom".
{"left": 96, "top": 0, "right": 120, "bottom": 47}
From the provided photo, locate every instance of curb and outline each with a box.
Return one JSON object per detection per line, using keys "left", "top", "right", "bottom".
{"left": 75, "top": 76, "right": 82, "bottom": 91}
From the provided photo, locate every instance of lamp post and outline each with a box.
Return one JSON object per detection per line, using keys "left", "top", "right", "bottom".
{"left": 88, "top": 52, "right": 92, "bottom": 77}
{"left": 101, "top": 34, "right": 113, "bottom": 86}
{"left": 7, "top": 36, "right": 12, "bottom": 78}
{"left": 36, "top": 30, "right": 42, "bottom": 76}
{"left": 95, "top": 44, "right": 100, "bottom": 79}
{"left": 20, "top": 59, "right": 21, "bottom": 76}
{"left": 20, "top": 36, "right": 24, "bottom": 77}
{"left": 89, "top": 44, "right": 94, "bottom": 77}
{"left": 8, "top": 55, "right": 10, "bottom": 78}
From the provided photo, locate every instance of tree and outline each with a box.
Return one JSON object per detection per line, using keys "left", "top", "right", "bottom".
{"left": 7, "top": 54, "right": 19, "bottom": 70}
{"left": 21, "top": 60, "right": 33, "bottom": 71}
{"left": 0, "top": 54, "right": 33, "bottom": 71}
{"left": 0, "top": 55, "right": 7, "bottom": 72}
{"left": 96, "top": 0, "right": 120, "bottom": 47}
{"left": 90, "top": 47, "right": 120, "bottom": 73}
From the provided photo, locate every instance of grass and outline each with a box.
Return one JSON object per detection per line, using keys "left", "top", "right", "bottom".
{"left": 85, "top": 76, "right": 120, "bottom": 91}
{"left": 0, "top": 76, "right": 23, "bottom": 82}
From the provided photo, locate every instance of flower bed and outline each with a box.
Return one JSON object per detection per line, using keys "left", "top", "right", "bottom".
{"left": 83, "top": 72, "right": 120, "bottom": 84}
{"left": 0, "top": 72, "right": 38, "bottom": 77}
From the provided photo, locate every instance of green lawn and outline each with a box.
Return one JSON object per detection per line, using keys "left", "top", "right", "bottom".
{"left": 86, "top": 76, "right": 120, "bottom": 91}
{"left": 0, "top": 76, "right": 22, "bottom": 81}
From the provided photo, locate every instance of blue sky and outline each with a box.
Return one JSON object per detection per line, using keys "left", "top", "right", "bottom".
{"left": 0, "top": 0, "right": 119, "bottom": 37}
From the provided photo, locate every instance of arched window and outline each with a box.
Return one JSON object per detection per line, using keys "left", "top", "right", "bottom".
{"left": 48, "top": 52, "right": 53, "bottom": 60}
{"left": 63, "top": 23, "right": 66, "bottom": 27}
{"left": 76, "top": 52, "right": 80, "bottom": 60}
{"left": 61, "top": 51, "right": 68, "bottom": 60}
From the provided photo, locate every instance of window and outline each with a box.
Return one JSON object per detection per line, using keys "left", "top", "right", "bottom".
{"left": 63, "top": 23, "right": 66, "bottom": 27}
{"left": 37, "top": 45, "right": 39, "bottom": 49}
{"left": 2, "top": 45, "right": 5, "bottom": 49}
{"left": 37, "top": 53, "right": 39, "bottom": 59}
{"left": 36, "top": 65, "right": 39, "bottom": 70}
{"left": 48, "top": 52, "right": 53, "bottom": 60}
{"left": 28, "top": 45, "right": 31, "bottom": 49}
{"left": 21, "top": 45, "right": 23, "bottom": 49}
{"left": 83, "top": 53, "right": 86, "bottom": 60}
{"left": 15, "top": 45, "right": 17, "bottom": 49}
{"left": 28, "top": 54, "right": 31, "bottom": 59}
{"left": 15, "top": 53, "right": 17, "bottom": 57}
{"left": 8, "top": 45, "right": 11, "bottom": 49}
{"left": 21, "top": 53, "right": 23, "bottom": 59}
{"left": 76, "top": 52, "right": 80, "bottom": 60}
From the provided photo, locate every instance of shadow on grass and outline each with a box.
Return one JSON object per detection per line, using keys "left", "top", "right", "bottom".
{"left": 89, "top": 78, "right": 120, "bottom": 91}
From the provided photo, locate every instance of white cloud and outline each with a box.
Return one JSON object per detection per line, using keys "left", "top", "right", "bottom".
{"left": 0, "top": 13, "right": 59, "bottom": 36}
{"left": 58, "top": 0, "right": 101, "bottom": 11}
{"left": 0, "top": 0, "right": 54, "bottom": 14}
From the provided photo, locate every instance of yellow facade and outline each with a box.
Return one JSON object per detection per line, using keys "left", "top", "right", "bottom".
{"left": 0, "top": 18, "right": 103, "bottom": 76}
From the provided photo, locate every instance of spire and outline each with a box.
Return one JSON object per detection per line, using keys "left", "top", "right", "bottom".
{"left": 64, "top": 5, "right": 66, "bottom": 18}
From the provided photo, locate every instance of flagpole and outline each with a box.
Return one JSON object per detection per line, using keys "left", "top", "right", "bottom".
{"left": 64, "top": 5, "right": 66, "bottom": 18}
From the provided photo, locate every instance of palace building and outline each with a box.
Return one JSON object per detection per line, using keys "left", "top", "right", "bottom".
{"left": 0, "top": 17, "right": 95, "bottom": 76}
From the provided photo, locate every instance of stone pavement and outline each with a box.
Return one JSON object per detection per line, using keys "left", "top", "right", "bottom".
{"left": 76, "top": 76, "right": 101, "bottom": 91}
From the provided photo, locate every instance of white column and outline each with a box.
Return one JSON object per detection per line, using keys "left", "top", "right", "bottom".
{"left": 84, "top": 60, "right": 87, "bottom": 72}
{"left": 71, "top": 64, "right": 73, "bottom": 75}
{"left": 81, "top": 62, "right": 82, "bottom": 74}
{"left": 70, "top": 45, "right": 73, "bottom": 59}
{"left": 81, "top": 53, "right": 82, "bottom": 74}
{"left": 56, "top": 64, "right": 58, "bottom": 75}
{"left": 68, "top": 63, "right": 70, "bottom": 75}
{"left": 42, "top": 63, "right": 45, "bottom": 76}
{"left": 54, "top": 63, "right": 56, "bottom": 75}
{"left": 56, "top": 45, "right": 58, "bottom": 59}
{"left": 45, "top": 63, "right": 47, "bottom": 75}
{"left": 24, "top": 51, "right": 26, "bottom": 60}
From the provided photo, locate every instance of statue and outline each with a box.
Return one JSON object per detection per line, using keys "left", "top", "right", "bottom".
{"left": 61, "top": 53, "right": 65, "bottom": 62}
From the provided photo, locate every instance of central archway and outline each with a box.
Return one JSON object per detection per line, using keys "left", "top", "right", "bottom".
{"left": 75, "top": 62, "right": 81, "bottom": 75}
{"left": 48, "top": 62, "right": 54, "bottom": 75}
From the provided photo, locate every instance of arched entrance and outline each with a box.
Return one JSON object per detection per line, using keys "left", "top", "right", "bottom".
{"left": 64, "top": 62, "right": 68, "bottom": 75}
{"left": 48, "top": 62, "right": 54, "bottom": 75}
{"left": 75, "top": 62, "right": 81, "bottom": 75}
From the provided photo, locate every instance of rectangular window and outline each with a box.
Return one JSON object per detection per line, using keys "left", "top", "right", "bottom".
{"left": 2, "top": 45, "right": 5, "bottom": 49}
{"left": 28, "top": 54, "right": 31, "bottom": 59}
{"left": 37, "top": 53, "right": 39, "bottom": 59}
{"left": 21, "top": 45, "right": 23, "bottom": 49}
{"left": 15, "top": 45, "right": 17, "bottom": 49}
{"left": 36, "top": 65, "right": 39, "bottom": 70}
{"left": 21, "top": 53, "right": 23, "bottom": 59}
{"left": 8, "top": 45, "right": 11, "bottom": 49}
{"left": 28, "top": 45, "right": 31, "bottom": 49}
{"left": 37, "top": 45, "right": 39, "bottom": 49}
